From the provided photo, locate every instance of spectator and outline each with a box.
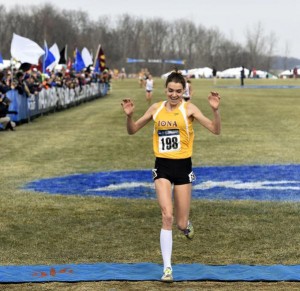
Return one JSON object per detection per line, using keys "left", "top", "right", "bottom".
{"left": 212, "top": 66, "right": 217, "bottom": 85}
{"left": 12, "top": 71, "right": 31, "bottom": 96}
{"left": 293, "top": 67, "right": 298, "bottom": 79}
{"left": 0, "top": 94, "right": 16, "bottom": 131}
{"left": 41, "top": 74, "right": 53, "bottom": 90}
{"left": 240, "top": 66, "right": 245, "bottom": 86}
{"left": 0, "top": 71, "right": 11, "bottom": 93}
{"left": 24, "top": 75, "right": 42, "bottom": 95}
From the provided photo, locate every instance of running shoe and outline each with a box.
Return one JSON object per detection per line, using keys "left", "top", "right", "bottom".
{"left": 161, "top": 267, "right": 173, "bottom": 282}
{"left": 183, "top": 221, "right": 194, "bottom": 240}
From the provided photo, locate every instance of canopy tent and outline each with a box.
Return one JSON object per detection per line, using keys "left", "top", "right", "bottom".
{"left": 161, "top": 66, "right": 277, "bottom": 79}
{"left": 161, "top": 67, "right": 217, "bottom": 79}
{"left": 250, "top": 70, "right": 278, "bottom": 79}
{"left": 279, "top": 68, "right": 300, "bottom": 78}
{"left": 218, "top": 67, "right": 250, "bottom": 79}
{"left": 186, "top": 67, "right": 214, "bottom": 78}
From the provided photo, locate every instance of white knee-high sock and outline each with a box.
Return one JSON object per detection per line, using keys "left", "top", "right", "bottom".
{"left": 160, "top": 229, "right": 173, "bottom": 271}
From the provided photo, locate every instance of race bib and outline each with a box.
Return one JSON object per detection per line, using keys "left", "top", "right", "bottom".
{"left": 158, "top": 129, "right": 181, "bottom": 153}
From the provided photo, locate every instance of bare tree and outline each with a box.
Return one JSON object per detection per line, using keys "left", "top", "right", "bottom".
{"left": 0, "top": 6, "right": 280, "bottom": 75}
{"left": 283, "top": 42, "right": 290, "bottom": 70}
{"left": 0, "top": 5, "right": 10, "bottom": 54}
{"left": 170, "top": 20, "right": 197, "bottom": 67}
{"left": 245, "top": 22, "right": 277, "bottom": 71}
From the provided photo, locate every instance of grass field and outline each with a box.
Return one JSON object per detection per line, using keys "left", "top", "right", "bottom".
{"left": 1, "top": 77, "right": 300, "bottom": 290}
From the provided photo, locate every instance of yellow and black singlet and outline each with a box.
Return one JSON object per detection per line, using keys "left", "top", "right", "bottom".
{"left": 153, "top": 101, "right": 194, "bottom": 159}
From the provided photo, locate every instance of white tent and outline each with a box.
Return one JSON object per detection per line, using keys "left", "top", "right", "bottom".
{"left": 279, "top": 68, "right": 300, "bottom": 78}
{"left": 161, "top": 66, "right": 277, "bottom": 79}
{"left": 161, "top": 70, "right": 185, "bottom": 78}
{"left": 251, "top": 70, "right": 278, "bottom": 79}
{"left": 219, "top": 67, "right": 249, "bottom": 79}
{"left": 186, "top": 67, "right": 213, "bottom": 78}
{"left": 279, "top": 70, "right": 293, "bottom": 77}
{"left": 161, "top": 67, "right": 215, "bottom": 79}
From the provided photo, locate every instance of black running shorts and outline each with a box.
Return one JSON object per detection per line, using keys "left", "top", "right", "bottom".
{"left": 152, "top": 157, "right": 196, "bottom": 185}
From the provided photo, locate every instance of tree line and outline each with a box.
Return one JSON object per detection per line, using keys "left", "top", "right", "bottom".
{"left": 0, "top": 4, "right": 277, "bottom": 76}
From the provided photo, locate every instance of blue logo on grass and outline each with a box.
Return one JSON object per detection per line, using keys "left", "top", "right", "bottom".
{"left": 24, "top": 164, "right": 300, "bottom": 201}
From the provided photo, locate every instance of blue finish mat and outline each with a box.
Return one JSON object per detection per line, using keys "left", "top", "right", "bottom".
{"left": 2, "top": 263, "right": 300, "bottom": 283}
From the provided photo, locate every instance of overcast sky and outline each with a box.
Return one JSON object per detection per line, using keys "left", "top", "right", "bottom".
{"left": 4, "top": 0, "right": 300, "bottom": 59}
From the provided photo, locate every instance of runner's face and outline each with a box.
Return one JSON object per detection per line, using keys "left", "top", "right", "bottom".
{"left": 166, "top": 82, "right": 184, "bottom": 105}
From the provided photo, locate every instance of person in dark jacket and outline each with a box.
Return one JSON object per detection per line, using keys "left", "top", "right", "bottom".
{"left": 240, "top": 66, "right": 245, "bottom": 86}
{"left": 0, "top": 94, "right": 16, "bottom": 131}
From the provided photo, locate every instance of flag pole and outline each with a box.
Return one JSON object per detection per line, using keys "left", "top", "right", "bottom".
{"left": 94, "top": 44, "right": 100, "bottom": 68}
{"left": 43, "top": 41, "right": 47, "bottom": 74}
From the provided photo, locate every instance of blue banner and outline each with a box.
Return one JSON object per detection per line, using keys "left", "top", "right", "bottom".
{"left": 126, "top": 58, "right": 146, "bottom": 63}
{"left": 126, "top": 58, "right": 184, "bottom": 64}
{"left": 164, "top": 59, "right": 185, "bottom": 65}
{"left": 5, "top": 83, "right": 108, "bottom": 123}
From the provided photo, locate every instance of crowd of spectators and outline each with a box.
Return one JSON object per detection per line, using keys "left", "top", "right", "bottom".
{"left": 0, "top": 65, "right": 112, "bottom": 131}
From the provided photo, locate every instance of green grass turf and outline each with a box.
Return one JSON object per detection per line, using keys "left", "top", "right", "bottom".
{"left": 1, "top": 77, "right": 300, "bottom": 290}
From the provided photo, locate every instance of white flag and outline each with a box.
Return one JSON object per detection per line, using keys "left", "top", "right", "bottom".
{"left": 10, "top": 33, "right": 45, "bottom": 65}
{"left": 81, "top": 47, "right": 93, "bottom": 67}
{"left": 47, "top": 43, "right": 60, "bottom": 71}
